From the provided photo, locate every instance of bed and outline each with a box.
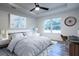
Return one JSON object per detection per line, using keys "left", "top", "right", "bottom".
{"left": 0, "top": 44, "right": 54, "bottom": 56}
{"left": 0, "top": 30, "right": 53, "bottom": 56}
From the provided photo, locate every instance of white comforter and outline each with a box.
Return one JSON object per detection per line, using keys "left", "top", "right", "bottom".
{"left": 8, "top": 36, "right": 52, "bottom": 56}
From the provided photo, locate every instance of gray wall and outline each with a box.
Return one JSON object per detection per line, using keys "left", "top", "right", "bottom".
{"left": 0, "top": 11, "right": 9, "bottom": 29}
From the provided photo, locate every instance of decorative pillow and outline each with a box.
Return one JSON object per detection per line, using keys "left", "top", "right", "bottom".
{"left": 23, "top": 32, "right": 40, "bottom": 37}
{"left": 7, "top": 33, "right": 24, "bottom": 52}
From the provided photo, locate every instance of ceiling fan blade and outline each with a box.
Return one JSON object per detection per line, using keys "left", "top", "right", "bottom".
{"left": 30, "top": 8, "right": 35, "bottom": 11}
{"left": 39, "top": 6, "right": 49, "bottom": 10}
{"left": 30, "top": 3, "right": 49, "bottom": 11}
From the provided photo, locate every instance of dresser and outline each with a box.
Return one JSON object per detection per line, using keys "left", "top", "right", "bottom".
{"left": 69, "top": 37, "right": 79, "bottom": 56}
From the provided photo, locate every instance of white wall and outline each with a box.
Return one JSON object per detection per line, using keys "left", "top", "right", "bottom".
{"left": 26, "top": 17, "right": 36, "bottom": 29}
{"left": 0, "top": 10, "right": 36, "bottom": 30}
{"left": 0, "top": 7, "right": 79, "bottom": 41}
{"left": 36, "top": 9, "right": 79, "bottom": 41}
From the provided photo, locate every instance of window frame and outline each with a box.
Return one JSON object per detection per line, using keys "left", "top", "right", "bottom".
{"left": 43, "top": 18, "right": 61, "bottom": 33}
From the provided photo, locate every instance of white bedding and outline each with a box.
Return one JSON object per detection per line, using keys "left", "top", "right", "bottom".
{"left": 7, "top": 33, "right": 24, "bottom": 52}
{"left": 14, "top": 36, "right": 52, "bottom": 56}
{"left": 7, "top": 33, "right": 52, "bottom": 56}
{"left": 0, "top": 44, "right": 52, "bottom": 56}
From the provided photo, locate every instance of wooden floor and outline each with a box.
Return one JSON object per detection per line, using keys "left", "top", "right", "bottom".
{"left": 48, "top": 41, "right": 69, "bottom": 56}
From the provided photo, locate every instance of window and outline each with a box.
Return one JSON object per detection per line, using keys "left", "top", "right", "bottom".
{"left": 10, "top": 14, "right": 26, "bottom": 29}
{"left": 44, "top": 18, "right": 61, "bottom": 33}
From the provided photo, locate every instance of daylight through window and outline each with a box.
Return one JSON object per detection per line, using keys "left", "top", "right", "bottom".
{"left": 44, "top": 18, "right": 61, "bottom": 33}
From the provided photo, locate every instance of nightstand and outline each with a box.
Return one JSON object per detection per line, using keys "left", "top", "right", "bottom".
{"left": 0, "top": 38, "right": 10, "bottom": 48}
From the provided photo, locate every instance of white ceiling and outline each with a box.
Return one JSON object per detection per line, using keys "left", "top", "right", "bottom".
{"left": 15, "top": 3, "right": 66, "bottom": 14}
{"left": 0, "top": 3, "right": 79, "bottom": 18}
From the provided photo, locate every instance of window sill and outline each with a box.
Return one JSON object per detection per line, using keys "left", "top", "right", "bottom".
{"left": 44, "top": 30, "right": 61, "bottom": 34}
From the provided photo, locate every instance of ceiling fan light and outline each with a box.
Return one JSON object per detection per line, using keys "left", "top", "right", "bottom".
{"left": 35, "top": 7, "right": 40, "bottom": 11}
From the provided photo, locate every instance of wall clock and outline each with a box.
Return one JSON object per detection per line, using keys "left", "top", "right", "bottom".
{"left": 64, "top": 16, "right": 77, "bottom": 26}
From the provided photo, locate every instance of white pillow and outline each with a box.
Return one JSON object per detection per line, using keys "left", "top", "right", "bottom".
{"left": 23, "top": 31, "right": 40, "bottom": 37}
{"left": 13, "top": 33, "right": 24, "bottom": 38}
{"left": 23, "top": 31, "right": 33, "bottom": 37}
{"left": 7, "top": 33, "right": 24, "bottom": 52}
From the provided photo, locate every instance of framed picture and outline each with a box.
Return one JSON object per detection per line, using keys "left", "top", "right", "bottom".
{"left": 10, "top": 14, "right": 26, "bottom": 29}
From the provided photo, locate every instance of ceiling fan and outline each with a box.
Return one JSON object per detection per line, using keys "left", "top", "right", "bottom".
{"left": 30, "top": 3, "right": 49, "bottom": 11}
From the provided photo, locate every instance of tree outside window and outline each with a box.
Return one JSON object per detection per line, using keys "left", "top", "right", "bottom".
{"left": 44, "top": 18, "right": 61, "bottom": 33}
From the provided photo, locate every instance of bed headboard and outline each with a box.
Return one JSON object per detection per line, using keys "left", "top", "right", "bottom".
{"left": 7, "top": 29, "right": 33, "bottom": 40}
{"left": 8, "top": 29, "right": 32, "bottom": 33}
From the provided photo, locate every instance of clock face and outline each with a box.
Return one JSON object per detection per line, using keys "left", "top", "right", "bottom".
{"left": 64, "top": 16, "right": 77, "bottom": 26}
